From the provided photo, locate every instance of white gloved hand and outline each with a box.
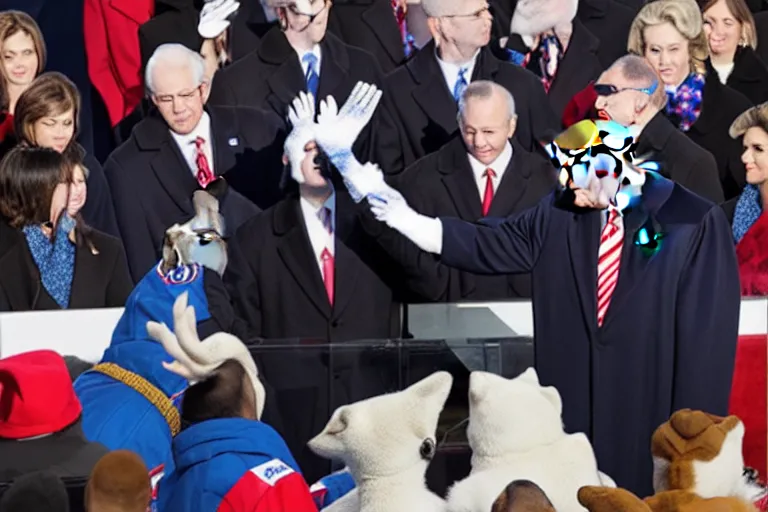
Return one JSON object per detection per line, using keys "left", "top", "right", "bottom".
{"left": 315, "top": 82, "right": 382, "bottom": 159}
{"left": 368, "top": 186, "right": 443, "bottom": 254}
{"left": 284, "top": 91, "right": 316, "bottom": 183}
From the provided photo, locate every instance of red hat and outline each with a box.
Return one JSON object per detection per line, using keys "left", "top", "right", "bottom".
{"left": 0, "top": 350, "right": 82, "bottom": 439}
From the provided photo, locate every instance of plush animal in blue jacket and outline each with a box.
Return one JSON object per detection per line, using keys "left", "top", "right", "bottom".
{"left": 74, "top": 190, "right": 232, "bottom": 480}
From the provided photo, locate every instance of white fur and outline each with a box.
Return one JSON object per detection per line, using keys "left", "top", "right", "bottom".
{"left": 309, "top": 372, "right": 453, "bottom": 512}
{"left": 447, "top": 369, "right": 612, "bottom": 512}
{"left": 510, "top": 0, "right": 578, "bottom": 37}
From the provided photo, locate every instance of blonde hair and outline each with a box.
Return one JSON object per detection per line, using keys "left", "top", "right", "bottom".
{"left": 729, "top": 101, "right": 768, "bottom": 138}
{"left": 700, "top": 0, "right": 757, "bottom": 49}
{"left": 627, "top": 0, "right": 709, "bottom": 75}
{"left": 0, "top": 11, "right": 46, "bottom": 111}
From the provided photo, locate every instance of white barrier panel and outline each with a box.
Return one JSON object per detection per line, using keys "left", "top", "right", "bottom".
{"left": 0, "top": 299, "right": 766, "bottom": 362}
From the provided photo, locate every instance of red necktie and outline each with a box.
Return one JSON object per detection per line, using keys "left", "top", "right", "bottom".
{"left": 596, "top": 209, "right": 624, "bottom": 327}
{"left": 194, "top": 136, "right": 215, "bottom": 188}
{"left": 481, "top": 168, "right": 496, "bottom": 216}
{"left": 391, "top": 0, "right": 415, "bottom": 57}
{"left": 318, "top": 207, "right": 334, "bottom": 305}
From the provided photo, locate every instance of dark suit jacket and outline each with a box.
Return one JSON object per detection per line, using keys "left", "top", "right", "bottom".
{"left": 327, "top": 0, "right": 406, "bottom": 74}
{"left": 438, "top": 175, "right": 739, "bottom": 497}
{"left": 104, "top": 106, "right": 282, "bottom": 282}
{"left": 225, "top": 191, "right": 403, "bottom": 343}
{"left": 756, "top": 12, "right": 768, "bottom": 63}
{"left": 395, "top": 137, "right": 557, "bottom": 300}
{"left": 0, "top": 219, "right": 132, "bottom": 311}
{"left": 636, "top": 112, "right": 724, "bottom": 203}
{"left": 672, "top": 72, "right": 752, "bottom": 201}
{"left": 713, "top": 48, "right": 768, "bottom": 106}
{"left": 377, "top": 41, "right": 560, "bottom": 176}
{"left": 490, "top": 0, "right": 634, "bottom": 68}
{"left": 208, "top": 27, "right": 384, "bottom": 160}
{"left": 499, "top": 18, "right": 602, "bottom": 123}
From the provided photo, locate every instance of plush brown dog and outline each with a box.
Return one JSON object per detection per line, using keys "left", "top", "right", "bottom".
{"left": 577, "top": 409, "right": 762, "bottom": 512}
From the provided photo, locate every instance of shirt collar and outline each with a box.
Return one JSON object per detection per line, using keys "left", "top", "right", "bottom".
{"left": 300, "top": 189, "right": 336, "bottom": 230}
{"left": 435, "top": 47, "right": 480, "bottom": 86}
{"left": 466, "top": 141, "right": 513, "bottom": 180}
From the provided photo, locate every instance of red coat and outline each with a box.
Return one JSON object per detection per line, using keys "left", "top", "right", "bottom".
{"left": 736, "top": 211, "right": 768, "bottom": 296}
{"left": 84, "top": 0, "right": 153, "bottom": 127}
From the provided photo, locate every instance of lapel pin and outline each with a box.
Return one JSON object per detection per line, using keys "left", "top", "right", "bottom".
{"left": 228, "top": 137, "right": 239, "bottom": 147}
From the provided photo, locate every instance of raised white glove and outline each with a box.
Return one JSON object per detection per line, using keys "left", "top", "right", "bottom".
{"left": 315, "top": 82, "right": 382, "bottom": 158}
{"left": 368, "top": 187, "right": 443, "bottom": 254}
{"left": 284, "top": 91, "right": 316, "bottom": 183}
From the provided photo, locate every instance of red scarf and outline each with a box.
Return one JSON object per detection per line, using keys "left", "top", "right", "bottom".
{"left": 736, "top": 211, "right": 768, "bottom": 296}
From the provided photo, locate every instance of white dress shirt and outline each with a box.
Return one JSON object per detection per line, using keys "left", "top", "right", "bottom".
{"left": 170, "top": 112, "right": 214, "bottom": 178}
{"left": 300, "top": 191, "right": 336, "bottom": 275}
{"left": 466, "top": 141, "right": 513, "bottom": 201}
{"left": 435, "top": 48, "right": 480, "bottom": 95}
{"left": 298, "top": 45, "right": 323, "bottom": 78}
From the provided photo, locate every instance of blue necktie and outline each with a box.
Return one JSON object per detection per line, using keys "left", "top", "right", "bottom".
{"left": 303, "top": 53, "right": 320, "bottom": 98}
{"left": 453, "top": 68, "right": 468, "bottom": 102}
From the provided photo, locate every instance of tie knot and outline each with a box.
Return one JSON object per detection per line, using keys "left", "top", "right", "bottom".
{"left": 321, "top": 247, "right": 332, "bottom": 261}
{"left": 484, "top": 168, "right": 496, "bottom": 178}
{"left": 606, "top": 209, "right": 621, "bottom": 225}
{"left": 195, "top": 136, "right": 205, "bottom": 148}
{"left": 303, "top": 52, "right": 318, "bottom": 68}
{"left": 458, "top": 67, "right": 468, "bottom": 79}
{"left": 318, "top": 206, "right": 333, "bottom": 234}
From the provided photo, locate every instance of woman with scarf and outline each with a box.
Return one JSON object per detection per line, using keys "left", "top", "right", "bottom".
{"left": 725, "top": 102, "right": 768, "bottom": 295}
{"left": 701, "top": 0, "right": 768, "bottom": 105}
{"left": 626, "top": 0, "right": 752, "bottom": 200}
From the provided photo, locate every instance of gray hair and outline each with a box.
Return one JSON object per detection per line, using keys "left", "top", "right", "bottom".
{"left": 145, "top": 44, "right": 207, "bottom": 95}
{"left": 457, "top": 80, "right": 517, "bottom": 122}
{"left": 611, "top": 54, "right": 668, "bottom": 109}
{"left": 421, "top": 0, "right": 464, "bottom": 17}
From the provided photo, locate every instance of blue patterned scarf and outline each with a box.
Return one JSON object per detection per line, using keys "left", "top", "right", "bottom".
{"left": 22, "top": 215, "right": 76, "bottom": 308}
{"left": 733, "top": 184, "right": 762, "bottom": 243}
{"left": 665, "top": 72, "right": 706, "bottom": 132}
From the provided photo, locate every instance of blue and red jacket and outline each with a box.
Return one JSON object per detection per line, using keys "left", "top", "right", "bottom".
{"left": 74, "top": 263, "right": 213, "bottom": 475}
{"left": 157, "top": 417, "right": 318, "bottom": 512}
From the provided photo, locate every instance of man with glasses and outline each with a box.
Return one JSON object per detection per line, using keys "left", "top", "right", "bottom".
{"left": 208, "top": 0, "right": 383, "bottom": 162}
{"left": 591, "top": 55, "right": 723, "bottom": 203}
{"left": 104, "top": 44, "right": 285, "bottom": 282}
{"left": 376, "top": 0, "right": 560, "bottom": 176}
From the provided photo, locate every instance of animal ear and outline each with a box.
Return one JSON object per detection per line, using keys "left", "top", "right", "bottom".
{"left": 409, "top": 371, "right": 453, "bottom": 402}
{"left": 469, "top": 371, "right": 492, "bottom": 405}
{"left": 518, "top": 367, "right": 540, "bottom": 385}
{"left": 540, "top": 385, "right": 563, "bottom": 416}
{"left": 324, "top": 407, "right": 351, "bottom": 437}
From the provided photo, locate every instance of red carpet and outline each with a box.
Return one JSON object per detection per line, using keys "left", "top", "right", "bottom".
{"left": 729, "top": 334, "right": 767, "bottom": 478}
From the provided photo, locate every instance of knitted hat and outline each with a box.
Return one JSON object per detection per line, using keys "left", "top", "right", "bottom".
{"left": 0, "top": 350, "right": 82, "bottom": 439}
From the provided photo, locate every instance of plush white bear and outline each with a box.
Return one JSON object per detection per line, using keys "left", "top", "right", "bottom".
{"left": 308, "top": 372, "right": 453, "bottom": 512}
{"left": 447, "top": 368, "right": 613, "bottom": 512}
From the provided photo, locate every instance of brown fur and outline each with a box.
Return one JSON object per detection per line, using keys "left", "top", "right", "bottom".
{"left": 492, "top": 480, "right": 556, "bottom": 512}
{"left": 85, "top": 450, "right": 150, "bottom": 512}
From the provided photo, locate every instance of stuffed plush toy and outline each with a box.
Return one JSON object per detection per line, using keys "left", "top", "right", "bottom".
{"left": 308, "top": 371, "right": 454, "bottom": 512}
{"left": 577, "top": 409, "right": 767, "bottom": 512}
{"left": 491, "top": 480, "right": 557, "bottom": 512}
{"left": 446, "top": 368, "right": 614, "bottom": 512}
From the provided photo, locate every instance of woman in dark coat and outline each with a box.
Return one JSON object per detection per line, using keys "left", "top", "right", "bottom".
{"left": 12, "top": 72, "right": 120, "bottom": 238}
{"left": 628, "top": 0, "right": 753, "bottom": 200}
{"left": 702, "top": 0, "right": 768, "bottom": 105}
{"left": 0, "top": 147, "right": 132, "bottom": 312}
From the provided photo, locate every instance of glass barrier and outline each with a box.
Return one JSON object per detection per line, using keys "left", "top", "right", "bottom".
{"left": 248, "top": 336, "right": 534, "bottom": 493}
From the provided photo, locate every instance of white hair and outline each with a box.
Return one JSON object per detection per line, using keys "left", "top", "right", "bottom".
{"left": 145, "top": 44, "right": 207, "bottom": 95}
{"left": 458, "top": 80, "right": 517, "bottom": 121}
{"left": 421, "top": 0, "right": 464, "bottom": 17}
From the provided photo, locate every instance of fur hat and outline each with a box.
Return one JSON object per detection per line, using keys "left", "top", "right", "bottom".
{"left": 0, "top": 350, "right": 82, "bottom": 439}
{"left": 0, "top": 471, "right": 69, "bottom": 512}
{"left": 147, "top": 292, "right": 266, "bottom": 420}
{"left": 85, "top": 450, "right": 150, "bottom": 512}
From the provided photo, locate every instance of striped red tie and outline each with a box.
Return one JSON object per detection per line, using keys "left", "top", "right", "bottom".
{"left": 596, "top": 209, "right": 623, "bottom": 327}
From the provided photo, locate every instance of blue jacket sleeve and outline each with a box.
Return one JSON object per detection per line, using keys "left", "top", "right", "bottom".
{"left": 439, "top": 194, "right": 552, "bottom": 275}
{"left": 672, "top": 206, "right": 740, "bottom": 415}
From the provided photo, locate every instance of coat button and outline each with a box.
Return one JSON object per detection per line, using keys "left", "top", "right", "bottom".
{"left": 331, "top": 320, "right": 339, "bottom": 328}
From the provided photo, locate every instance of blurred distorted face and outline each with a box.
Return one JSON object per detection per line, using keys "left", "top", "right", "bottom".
{"left": 150, "top": 65, "right": 207, "bottom": 136}
{"left": 295, "top": 140, "right": 329, "bottom": 187}
{"left": 741, "top": 126, "right": 768, "bottom": 186}
{"left": 643, "top": 22, "right": 691, "bottom": 87}
{"left": 703, "top": 0, "right": 742, "bottom": 59}
{"left": 284, "top": 0, "right": 330, "bottom": 44}
{"left": 438, "top": 0, "right": 492, "bottom": 51}
{"left": 594, "top": 68, "right": 650, "bottom": 127}
{"left": 69, "top": 164, "right": 86, "bottom": 215}
{"left": 2, "top": 30, "right": 38, "bottom": 89}
{"left": 33, "top": 108, "right": 75, "bottom": 153}
{"left": 459, "top": 93, "right": 516, "bottom": 165}
{"left": 50, "top": 179, "right": 69, "bottom": 223}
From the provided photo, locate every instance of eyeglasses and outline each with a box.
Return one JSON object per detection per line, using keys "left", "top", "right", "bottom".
{"left": 153, "top": 86, "right": 203, "bottom": 105}
{"left": 593, "top": 81, "right": 658, "bottom": 97}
